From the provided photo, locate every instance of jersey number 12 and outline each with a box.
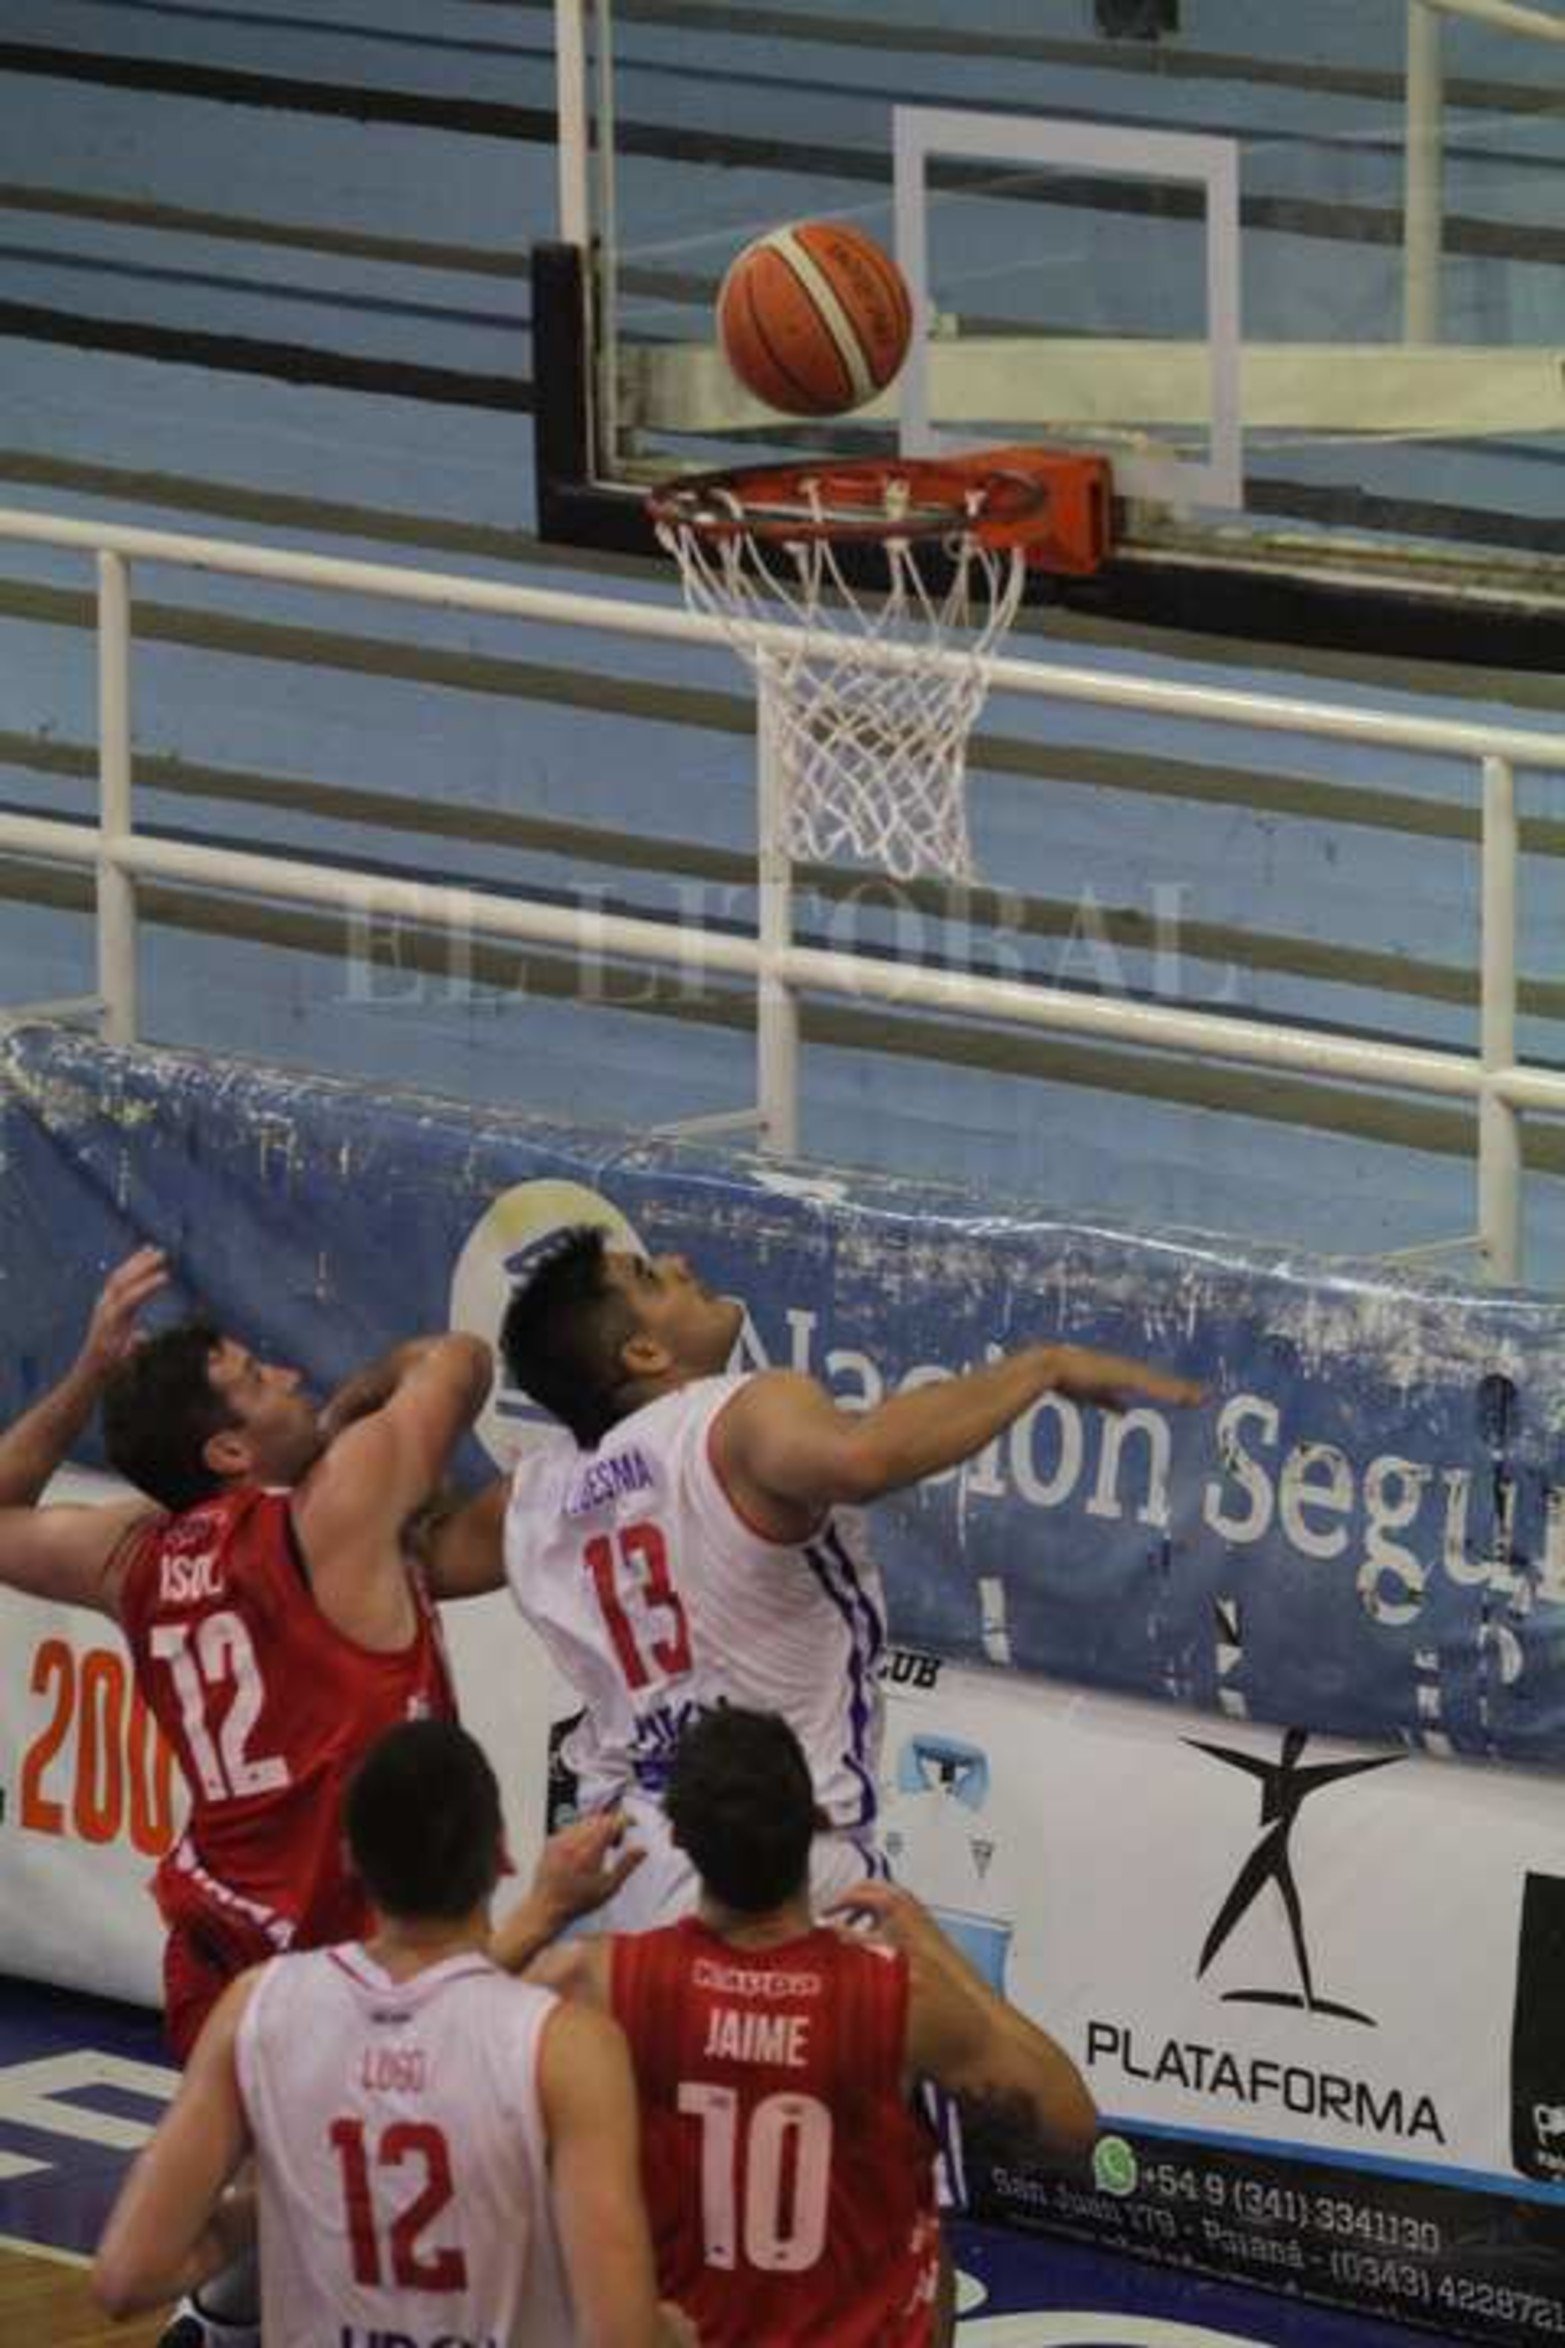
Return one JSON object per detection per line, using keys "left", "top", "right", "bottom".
{"left": 148, "top": 1611, "right": 289, "bottom": 1802}
{"left": 329, "top": 2116, "right": 467, "bottom": 2292}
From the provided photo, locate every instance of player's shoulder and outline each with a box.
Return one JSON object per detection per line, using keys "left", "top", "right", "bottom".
{"left": 449, "top": 1960, "right": 567, "bottom": 2070}
{"left": 635, "top": 1370, "right": 754, "bottom": 1433}
{"left": 716, "top": 1366, "right": 816, "bottom": 1405}
{"left": 607, "top": 1912, "right": 699, "bottom": 1996}
{"left": 117, "top": 1486, "right": 261, "bottom": 1602}
{"left": 536, "top": 1989, "right": 635, "bottom": 2107}
{"left": 202, "top": 1957, "right": 278, "bottom": 2065}
{"left": 704, "top": 1366, "right": 836, "bottom": 1449}
{"left": 821, "top": 1918, "right": 909, "bottom": 2004}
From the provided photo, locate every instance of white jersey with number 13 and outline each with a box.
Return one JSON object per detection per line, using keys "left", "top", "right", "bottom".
{"left": 504, "top": 1373, "right": 886, "bottom": 1829}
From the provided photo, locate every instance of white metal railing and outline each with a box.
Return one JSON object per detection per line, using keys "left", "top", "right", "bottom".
{"left": 1, "top": 505, "right": 1565, "bottom": 1281}
{"left": 1404, "top": 0, "right": 1565, "bottom": 342}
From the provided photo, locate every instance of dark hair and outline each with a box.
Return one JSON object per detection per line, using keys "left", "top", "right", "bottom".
{"left": 499, "top": 1225, "right": 638, "bottom": 1449}
{"left": 666, "top": 1707, "right": 817, "bottom": 1915}
{"left": 101, "top": 1320, "right": 236, "bottom": 1513}
{"left": 345, "top": 1719, "right": 503, "bottom": 1921}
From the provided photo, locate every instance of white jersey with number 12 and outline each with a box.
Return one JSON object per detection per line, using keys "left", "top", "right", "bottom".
{"left": 235, "top": 1946, "right": 572, "bottom": 2348}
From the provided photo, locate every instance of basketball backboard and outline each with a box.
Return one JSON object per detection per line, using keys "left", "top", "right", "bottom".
{"left": 535, "top": 0, "right": 1565, "bottom": 669}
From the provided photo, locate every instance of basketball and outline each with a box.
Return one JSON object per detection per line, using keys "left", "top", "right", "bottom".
{"left": 717, "top": 219, "right": 913, "bottom": 418}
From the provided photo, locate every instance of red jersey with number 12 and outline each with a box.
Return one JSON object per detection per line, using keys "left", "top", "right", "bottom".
{"left": 612, "top": 1915, "right": 940, "bottom": 2348}
{"left": 118, "top": 1486, "right": 455, "bottom": 1965}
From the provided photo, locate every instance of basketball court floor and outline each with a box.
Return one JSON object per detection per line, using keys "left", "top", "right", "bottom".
{"left": 0, "top": 1970, "right": 1435, "bottom": 2348}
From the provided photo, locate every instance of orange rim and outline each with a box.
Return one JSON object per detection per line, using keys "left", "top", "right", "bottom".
{"left": 647, "top": 457, "right": 1049, "bottom": 546}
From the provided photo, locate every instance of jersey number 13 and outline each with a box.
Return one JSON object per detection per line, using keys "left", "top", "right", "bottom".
{"left": 582, "top": 1522, "right": 692, "bottom": 1691}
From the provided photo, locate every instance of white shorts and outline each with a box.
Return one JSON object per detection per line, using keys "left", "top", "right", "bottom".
{"left": 575, "top": 1789, "right": 884, "bottom": 1936}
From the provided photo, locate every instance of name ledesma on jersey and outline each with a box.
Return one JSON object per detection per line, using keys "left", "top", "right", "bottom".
{"left": 563, "top": 1446, "right": 656, "bottom": 1516}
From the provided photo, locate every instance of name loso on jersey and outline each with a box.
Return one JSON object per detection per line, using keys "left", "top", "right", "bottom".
{"left": 359, "top": 2044, "right": 428, "bottom": 2094}
{"left": 335, "top": 2328, "right": 498, "bottom": 2348}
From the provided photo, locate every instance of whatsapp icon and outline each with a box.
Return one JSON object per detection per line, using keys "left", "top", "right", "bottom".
{"left": 1093, "top": 2134, "right": 1138, "bottom": 2198}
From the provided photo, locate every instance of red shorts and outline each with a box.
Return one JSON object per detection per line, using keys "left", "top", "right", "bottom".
{"left": 162, "top": 1914, "right": 274, "bottom": 2063}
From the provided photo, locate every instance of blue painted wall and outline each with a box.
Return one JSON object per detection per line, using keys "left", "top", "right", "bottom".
{"left": 0, "top": 2, "right": 1562, "bottom": 1281}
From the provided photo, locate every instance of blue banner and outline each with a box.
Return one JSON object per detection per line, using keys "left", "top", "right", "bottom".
{"left": 6, "top": 1022, "right": 1565, "bottom": 1767}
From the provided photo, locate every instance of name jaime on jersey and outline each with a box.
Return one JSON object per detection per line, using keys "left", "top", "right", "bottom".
{"left": 702, "top": 2004, "right": 812, "bottom": 2068}
{"left": 748, "top": 1308, "right": 1565, "bottom": 1634}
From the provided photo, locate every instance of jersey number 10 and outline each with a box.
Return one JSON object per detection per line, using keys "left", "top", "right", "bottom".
{"left": 678, "top": 2083, "right": 832, "bottom": 2273}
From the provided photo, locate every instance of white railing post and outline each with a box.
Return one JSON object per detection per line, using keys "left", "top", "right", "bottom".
{"left": 1404, "top": 0, "right": 1444, "bottom": 342}
{"left": 1479, "top": 754, "right": 1522, "bottom": 1282}
{"left": 555, "top": 0, "right": 590, "bottom": 247}
{"left": 756, "top": 689, "right": 800, "bottom": 1156}
{"left": 591, "top": 0, "right": 622, "bottom": 483}
{"left": 96, "top": 550, "right": 138, "bottom": 1046}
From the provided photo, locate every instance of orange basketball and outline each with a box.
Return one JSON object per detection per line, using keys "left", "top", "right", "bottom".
{"left": 717, "top": 220, "right": 913, "bottom": 418}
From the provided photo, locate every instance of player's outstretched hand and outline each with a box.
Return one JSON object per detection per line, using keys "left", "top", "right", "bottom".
{"left": 78, "top": 1247, "right": 168, "bottom": 1383}
{"left": 827, "top": 1877, "right": 996, "bottom": 2011}
{"left": 531, "top": 1808, "right": 646, "bottom": 1928}
{"left": 825, "top": 1877, "right": 936, "bottom": 1952}
{"left": 659, "top": 2303, "right": 700, "bottom": 2346}
{"left": 1048, "top": 1344, "right": 1207, "bottom": 1413}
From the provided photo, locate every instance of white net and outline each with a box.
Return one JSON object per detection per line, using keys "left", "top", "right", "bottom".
{"left": 655, "top": 486, "right": 1028, "bottom": 882}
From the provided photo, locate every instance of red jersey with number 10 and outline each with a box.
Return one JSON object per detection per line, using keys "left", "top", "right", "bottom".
{"left": 611, "top": 1915, "right": 940, "bottom": 2348}
{"left": 118, "top": 1486, "right": 455, "bottom": 1968}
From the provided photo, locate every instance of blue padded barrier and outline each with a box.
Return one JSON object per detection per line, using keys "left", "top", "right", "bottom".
{"left": 3, "top": 1019, "right": 1564, "bottom": 1767}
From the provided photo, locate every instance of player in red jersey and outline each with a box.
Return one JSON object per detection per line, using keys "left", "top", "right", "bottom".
{"left": 513, "top": 1706, "right": 1097, "bottom": 2348}
{"left": 0, "top": 1247, "right": 492, "bottom": 2348}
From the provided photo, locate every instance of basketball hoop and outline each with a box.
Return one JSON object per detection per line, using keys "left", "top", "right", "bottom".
{"left": 648, "top": 452, "right": 1111, "bottom": 882}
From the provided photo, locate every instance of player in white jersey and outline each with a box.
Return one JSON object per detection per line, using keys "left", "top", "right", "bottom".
{"left": 94, "top": 1719, "right": 685, "bottom": 2348}
{"left": 428, "top": 1228, "right": 1204, "bottom": 1929}
{"left": 506, "top": 1371, "right": 886, "bottom": 1918}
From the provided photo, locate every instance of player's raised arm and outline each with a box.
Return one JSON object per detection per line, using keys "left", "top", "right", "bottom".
{"left": 0, "top": 1247, "right": 165, "bottom": 1614}
{"left": 712, "top": 1345, "right": 1206, "bottom": 1527}
{"left": 420, "top": 1472, "right": 509, "bottom": 1600}
{"left": 832, "top": 1879, "right": 1098, "bottom": 2171}
{"left": 293, "top": 1331, "right": 493, "bottom": 1566}
{"left": 92, "top": 1972, "right": 257, "bottom": 2317}
{"left": 539, "top": 2002, "right": 673, "bottom": 2348}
